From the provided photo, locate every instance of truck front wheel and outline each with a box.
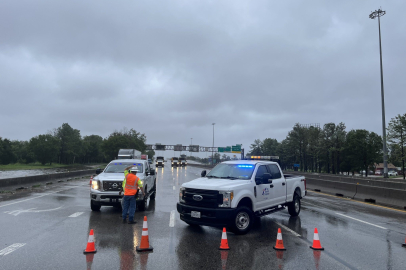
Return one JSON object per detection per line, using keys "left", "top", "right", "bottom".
{"left": 288, "top": 194, "right": 301, "bottom": 216}
{"left": 231, "top": 206, "right": 253, "bottom": 235}
{"left": 90, "top": 201, "right": 101, "bottom": 211}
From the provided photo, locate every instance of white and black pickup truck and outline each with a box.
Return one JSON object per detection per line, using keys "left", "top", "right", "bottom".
{"left": 90, "top": 159, "right": 156, "bottom": 211}
{"left": 177, "top": 159, "right": 306, "bottom": 234}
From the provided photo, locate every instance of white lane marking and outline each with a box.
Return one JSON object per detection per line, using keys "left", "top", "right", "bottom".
{"left": 336, "top": 213, "right": 387, "bottom": 230}
{"left": 274, "top": 221, "right": 301, "bottom": 237}
{"left": 69, "top": 212, "right": 84, "bottom": 218}
{"left": 0, "top": 186, "right": 82, "bottom": 208}
{"left": 0, "top": 243, "right": 26, "bottom": 256}
{"left": 169, "top": 210, "right": 175, "bottom": 227}
{"left": 4, "top": 206, "right": 63, "bottom": 216}
{"left": 173, "top": 186, "right": 175, "bottom": 190}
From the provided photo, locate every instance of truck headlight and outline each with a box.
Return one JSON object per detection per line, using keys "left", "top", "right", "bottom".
{"left": 179, "top": 187, "right": 185, "bottom": 203}
{"left": 219, "top": 191, "right": 233, "bottom": 208}
{"left": 92, "top": 180, "right": 100, "bottom": 190}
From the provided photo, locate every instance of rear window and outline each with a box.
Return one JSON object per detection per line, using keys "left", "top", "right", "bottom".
{"left": 104, "top": 162, "right": 143, "bottom": 173}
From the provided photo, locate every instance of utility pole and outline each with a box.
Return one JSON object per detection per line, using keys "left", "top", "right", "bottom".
{"left": 370, "top": 8, "right": 388, "bottom": 178}
{"left": 190, "top": 138, "right": 193, "bottom": 158}
{"left": 212, "top": 123, "right": 215, "bottom": 166}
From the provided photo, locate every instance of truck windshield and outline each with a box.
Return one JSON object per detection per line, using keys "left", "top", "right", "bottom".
{"left": 206, "top": 164, "right": 255, "bottom": 180}
{"left": 104, "top": 162, "right": 143, "bottom": 173}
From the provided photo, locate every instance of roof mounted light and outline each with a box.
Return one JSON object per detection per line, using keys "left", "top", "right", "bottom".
{"left": 245, "top": 156, "right": 279, "bottom": 160}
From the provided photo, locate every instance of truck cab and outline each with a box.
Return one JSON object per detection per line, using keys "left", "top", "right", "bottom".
{"left": 179, "top": 157, "right": 187, "bottom": 167}
{"left": 177, "top": 157, "right": 306, "bottom": 234}
{"left": 91, "top": 159, "right": 157, "bottom": 211}
{"left": 171, "top": 157, "right": 179, "bottom": 167}
{"left": 156, "top": 156, "right": 165, "bottom": 167}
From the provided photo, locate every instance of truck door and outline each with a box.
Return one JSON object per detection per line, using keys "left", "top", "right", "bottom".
{"left": 267, "top": 164, "right": 286, "bottom": 205}
{"left": 144, "top": 161, "right": 152, "bottom": 193}
{"left": 254, "top": 165, "right": 274, "bottom": 210}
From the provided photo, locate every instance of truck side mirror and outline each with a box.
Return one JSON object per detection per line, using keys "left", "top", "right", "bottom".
{"left": 201, "top": 170, "right": 207, "bottom": 177}
{"left": 145, "top": 171, "right": 149, "bottom": 176}
{"left": 96, "top": 168, "right": 102, "bottom": 174}
{"left": 150, "top": 169, "right": 155, "bottom": 176}
{"left": 262, "top": 173, "right": 273, "bottom": 183}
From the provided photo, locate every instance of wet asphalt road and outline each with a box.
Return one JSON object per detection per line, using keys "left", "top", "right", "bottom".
{"left": 0, "top": 165, "right": 406, "bottom": 270}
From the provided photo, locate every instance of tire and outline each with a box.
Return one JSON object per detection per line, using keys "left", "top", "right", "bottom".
{"left": 150, "top": 183, "right": 156, "bottom": 200}
{"left": 138, "top": 189, "right": 147, "bottom": 211}
{"left": 288, "top": 194, "right": 301, "bottom": 217}
{"left": 91, "top": 200, "right": 101, "bottom": 211}
{"left": 231, "top": 206, "right": 254, "bottom": 235}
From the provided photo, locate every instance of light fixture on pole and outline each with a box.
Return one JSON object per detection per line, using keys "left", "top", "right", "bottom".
{"left": 212, "top": 123, "right": 215, "bottom": 165}
{"left": 370, "top": 8, "right": 388, "bottom": 178}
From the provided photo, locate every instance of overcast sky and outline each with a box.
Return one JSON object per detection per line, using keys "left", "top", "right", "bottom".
{"left": 1, "top": 0, "right": 405, "bottom": 157}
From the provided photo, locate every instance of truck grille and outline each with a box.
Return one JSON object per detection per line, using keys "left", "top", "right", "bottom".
{"left": 183, "top": 188, "right": 222, "bottom": 208}
{"left": 103, "top": 181, "right": 122, "bottom": 191}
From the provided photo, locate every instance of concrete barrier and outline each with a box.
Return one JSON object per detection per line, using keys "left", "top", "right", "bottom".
{"left": 0, "top": 169, "right": 95, "bottom": 188}
{"left": 287, "top": 171, "right": 406, "bottom": 209}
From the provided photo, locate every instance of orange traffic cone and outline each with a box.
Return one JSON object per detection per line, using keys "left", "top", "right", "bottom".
{"left": 219, "top": 227, "right": 230, "bottom": 250}
{"left": 310, "top": 228, "right": 324, "bottom": 250}
{"left": 83, "top": 229, "right": 97, "bottom": 254}
{"left": 273, "top": 228, "right": 286, "bottom": 250}
{"left": 136, "top": 216, "right": 153, "bottom": 252}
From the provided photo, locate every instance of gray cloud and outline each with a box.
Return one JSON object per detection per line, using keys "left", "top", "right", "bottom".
{"left": 1, "top": 0, "right": 405, "bottom": 156}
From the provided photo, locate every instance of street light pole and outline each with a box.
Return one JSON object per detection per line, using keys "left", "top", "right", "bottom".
{"left": 212, "top": 123, "right": 215, "bottom": 165}
{"left": 370, "top": 8, "right": 388, "bottom": 178}
{"left": 190, "top": 138, "right": 193, "bottom": 158}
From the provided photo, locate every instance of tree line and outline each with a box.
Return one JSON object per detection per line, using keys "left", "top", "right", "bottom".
{"left": 248, "top": 114, "right": 406, "bottom": 177}
{"left": 0, "top": 123, "right": 155, "bottom": 165}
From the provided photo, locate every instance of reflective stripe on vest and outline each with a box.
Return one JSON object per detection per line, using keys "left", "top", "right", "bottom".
{"left": 124, "top": 175, "right": 139, "bottom": 196}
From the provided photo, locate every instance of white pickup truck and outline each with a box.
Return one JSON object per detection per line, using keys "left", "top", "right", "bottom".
{"left": 90, "top": 159, "right": 156, "bottom": 211}
{"left": 177, "top": 159, "right": 306, "bottom": 234}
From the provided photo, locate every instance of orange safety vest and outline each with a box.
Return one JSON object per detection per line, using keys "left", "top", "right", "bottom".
{"left": 124, "top": 174, "right": 139, "bottom": 196}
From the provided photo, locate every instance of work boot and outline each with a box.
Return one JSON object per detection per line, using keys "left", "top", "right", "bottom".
{"left": 128, "top": 220, "right": 137, "bottom": 224}
{"left": 122, "top": 219, "right": 127, "bottom": 223}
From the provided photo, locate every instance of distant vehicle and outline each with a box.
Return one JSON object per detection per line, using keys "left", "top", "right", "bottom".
{"left": 177, "top": 156, "right": 306, "bottom": 234}
{"left": 179, "top": 157, "right": 187, "bottom": 166}
{"left": 375, "top": 170, "right": 382, "bottom": 175}
{"left": 388, "top": 171, "right": 398, "bottom": 176}
{"left": 90, "top": 159, "right": 156, "bottom": 212}
{"left": 156, "top": 156, "right": 165, "bottom": 167}
{"left": 117, "top": 149, "right": 141, "bottom": 159}
{"left": 171, "top": 157, "right": 179, "bottom": 167}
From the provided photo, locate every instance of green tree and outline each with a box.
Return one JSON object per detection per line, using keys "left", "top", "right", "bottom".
{"left": 11, "top": 140, "right": 35, "bottom": 164}
{"left": 102, "top": 128, "right": 146, "bottom": 160}
{"left": 345, "top": 130, "right": 382, "bottom": 176}
{"left": 249, "top": 139, "right": 263, "bottom": 155}
{"left": 144, "top": 150, "right": 155, "bottom": 160}
{"left": 81, "top": 135, "right": 104, "bottom": 163}
{"left": 29, "top": 134, "right": 59, "bottom": 165}
{"left": 0, "top": 138, "right": 16, "bottom": 165}
{"left": 55, "top": 123, "right": 82, "bottom": 164}
{"left": 262, "top": 138, "right": 279, "bottom": 156}
{"left": 387, "top": 114, "right": 406, "bottom": 179}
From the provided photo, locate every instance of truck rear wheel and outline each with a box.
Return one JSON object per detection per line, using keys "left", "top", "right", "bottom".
{"left": 288, "top": 194, "right": 301, "bottom": 216}
{"left": 91, "top": 201, "right": 101, "bottom": 211}
{"left": 231, "top": 206, "right": 253, "bottom": 235}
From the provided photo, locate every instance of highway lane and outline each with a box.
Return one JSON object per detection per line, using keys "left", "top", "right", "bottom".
{"left": 0, "top": 166, "right": 405, "bottom": 269}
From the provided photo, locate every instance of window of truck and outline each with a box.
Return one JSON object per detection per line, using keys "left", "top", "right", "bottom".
{"left": 206, "top": 164, "right": 255, "bottom": 180}
{"left": 267, "top": 164, "right": 282, "bottom": 179}
{"left": 104, "top": 162, "right": 143, "bottom": 173}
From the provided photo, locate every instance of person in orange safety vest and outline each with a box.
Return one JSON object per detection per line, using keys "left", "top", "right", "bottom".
{"left": 121, "top": 167, "right": 144, "bottom": 224}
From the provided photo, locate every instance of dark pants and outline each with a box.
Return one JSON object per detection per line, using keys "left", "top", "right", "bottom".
{"left": 122, "top": 196, "right": 136, "bottom": 221}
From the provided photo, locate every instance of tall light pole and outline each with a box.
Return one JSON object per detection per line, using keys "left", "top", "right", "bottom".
{"left": 190, "top": 138, "right": 193, "bottom": 158}
{"left": 212, "top": 123, "right": 215, "bottom": 165}
{"left": 370, "top": 8, "right": 388, "bottom": 178}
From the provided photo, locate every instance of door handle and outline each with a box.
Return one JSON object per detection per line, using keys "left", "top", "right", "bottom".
{"left": 282, "top": 183, "right": 286, "bottom": 186}
{"left": 270, "top": 184, "right": 274, "bottom": 188}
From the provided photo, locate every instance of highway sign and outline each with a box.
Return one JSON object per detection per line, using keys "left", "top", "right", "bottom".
{"left": 232, "top": 145, "right": 241, "bottom": 153}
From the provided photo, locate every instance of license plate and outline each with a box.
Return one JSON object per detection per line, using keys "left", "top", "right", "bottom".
{"left": 191, "top": 211, "right": 201, "bottom": 218}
